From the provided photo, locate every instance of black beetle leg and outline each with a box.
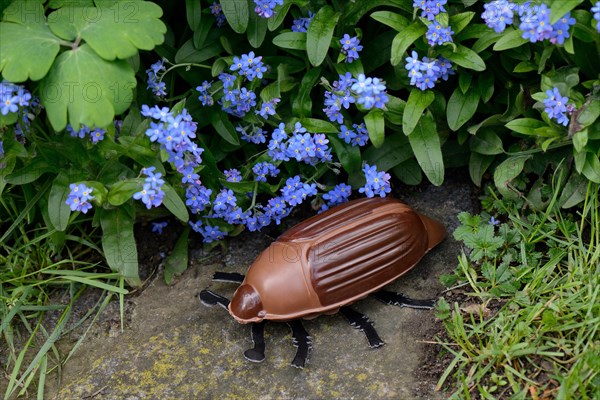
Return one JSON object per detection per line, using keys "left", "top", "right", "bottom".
{"left": 212, "top": 271, "right": 245, "bottom": 284}
{"left": 199, "top": 290, "right": 230, "bottom": 310}
{"left": 244, "top": 321, "right": 267, "bottom": 363}
{"left": 287, "top": 320, "right": 312, "bottom": 369}
{"left": 339, "top": 306, "right": 385, "bottom": 349}
{"left": 371, "top": 290, "right": 436, "bottom": 310}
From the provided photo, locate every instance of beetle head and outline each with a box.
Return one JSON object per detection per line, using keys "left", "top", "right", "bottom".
{"left": 229, "top": 284, "right": 266, "bottom": 323}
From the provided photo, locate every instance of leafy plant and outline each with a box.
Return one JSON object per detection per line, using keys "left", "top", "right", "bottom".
{"left": 437, "top": 182, "right": 600, "bottom": 398}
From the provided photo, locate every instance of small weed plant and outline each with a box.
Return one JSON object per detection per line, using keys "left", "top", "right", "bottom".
{"left": 437, "top": 181, "right": 600, "bottom": 398}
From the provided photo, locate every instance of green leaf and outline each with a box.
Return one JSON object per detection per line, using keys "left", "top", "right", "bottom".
{"left": 459, "top": 73, "right": 472, "bottom": 94}
{"left": 164, "top": 227, "right": 190, "bottom": 285}
{"left": 48, "top": 0, "right": 93, "bottom": 7}
{"left": 221, "top": 179, "right": 257, "bottom": 194}
{"left": 220, "top": 0, "right": 249, "bottom": 33}
{"left": 550, "top": 0, "right": 582, "bottom": 24}
{"left": 469, "top": 152, "right": 495, "bottom": 187}
{"left": 162, "top": 183, "right": 189, "bottom": 223}
{"left": 471, "top": 30, "right": 503, "bottom": 53}
{"left": 48, "top": 2, "right": 166, "bottom": 60}
{"left": 383, "top": 95, "right": 405, "bottom": 125}
{"left": 447, "top": 87, "right": 480, "bottom": 131}
{"left": 307, "top": 6, "right": 340, "bottom": 67}
{"left": 299, "top": 118, "right": 338, "bottom": 133}
{"left": 494, "top": 155, "right": 531, "bottom": 198}
{"left": 267, "top": 1, "right": 293, "bottom": 31}
{"left": 326, "top": 134, "right": 361, "bottom": 173}
{"left": 363, "top": 133, "right": 412, "bottom": 171}
{"left": 247, "top": 7, "right": 268, "bottom": 48}
{"left": 175, "top": 40, "right": 222, "bottom": 63}
{"left": 40, "top": 44, "right": 136, "bottom": 131}
{"left": 272, "top": 32, "right": 307, "bottom": 50}
{"left": 99, "top": 205, "right": 141, "bottom": 286}
{"left": 493, "top": 27, "right": 529, "bottom": 51}
{"left": 185, "top": 0, "right": 202, "bottom": 30}
{"left": 390, "top": 22, "right": 428, "bottom": 65}
{"left": 0, "top": 2, "right": 62, "bottom": 82}
{"left": 5, "top": 159, "right": 53, "bottom": 184}
{"left": 558, "top": 171, "right": 587, "bottom": 208}
{"left": 470, "top": 129, "right": 504, "bottom": 155}
{"left": 408, "top": 113, "right": 444, "bottom": 186}
{"left": 370, "top": 10, "right": 410, "bottom": 32}
{"left": 403, "top": 89, "right": 435, "bottom": 136}
{"left": 107, "top": 178, "right": 144, "bottom": 206}
{"left": 392, "top": 158, "right": 422, "bottom": 185}
{"left": 292, "top": 67, "right": 321, "bottom": 117}
{"left": 581, "top": 152, "right": 600, "bottom": 183}
{"left": 572, "top": 129, "right": 588, "bottom": 152}
{"left": 48, "top": 172, "right": 72, "bottom": 231}
{"left": 449, "top": 12, "right": 475, "bottom": 34}
{"left": 505, "top": 118, "right": 547, "bottom": 135}
{"left": 364, "top": 108, "right": 385, "bottom": 148}
{"left": 438, "top": 44, "right": 486, "bottom": 71}
{"left": 513, "top": 61, "right": 537, "bottom": 73}
{"left": 210, "top": 111, "right": 240, "bottom": 146}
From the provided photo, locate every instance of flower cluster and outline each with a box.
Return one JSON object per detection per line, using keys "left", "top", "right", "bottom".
{"left": 592, "top": 2, "right": 600, "bottom": 33}
{"left": 230, "top": 51, "right": 267, "bottom": 81}
{"left": 267, "top": 122, "right": 332, "bottom": 165}
{"left": 196, "top": 81, "right": 214, "bottom": 106}
{"left": 340, "top": 34, "right": 363, "bottom": 63}
{"left": 190, "top": 221, "right": 228, "bottom": 243}
{"left": 253, "top": 0, "right": 283, "bottom": 18}
{"left": 413, "top": 0, "right": 447, "bottom": 20}
{"left": 141, "top": 105, "right": 204, "bottom": 175}
{"left": 338, "top": 123, "right": 370, "bottom": 147}
{"left": 425, "top": 20, "right": 454, "bottom": 47}
{"left": 543, "top": 87, "right": 574, "bottom": 126}
{"left": 281, "top": 175, "right": 317, "bottom": 206}
{"left": 405, "top": 51, "right": 454, "bottom": 90}
{"left": 252, "top": 162, "right": 280, "bottom": 182}
{"left": 146, "top": 60, "right": 167, "bottom": 97}
{"left": 323, "top": 72, "right": 389, "bottom": 124}
{"left": 1, "top": 80, "right": 31, "bottom": 115}
{"left": 481, "top": 0, "right": 516, "bottom": 33}
{"left": 257, "top": 98, "right": 280, "bottom": 119}
{"left": 359, "top": 164, "right": 391, "bottom": 198}
{"left": 1, "top": 80, "right": 39, "bottom": 136}
{"left": 481, "top": 1, "right": 577, "bottom": 44}
{"left": 238, "top": 125, "right": 267, "bottom": 144}
{"left": 198, "top": 53, "right": 275, "bottom": 119}
{"left": 291, "top": 12, "right": 314, "bottom": 32}
{"left": 66, "top": 124, "right": 106, "bottom": 144}
{"left": 518, "top": 3, "right": 576, "bottom": 44}
{"left": 66, "top": 183, "right": 95, "bottom": 214}
{"left": 186, "top": 182, "right": 212, "bottom": 214}
{"left": 133, "top": 167, "right": 165, "bottom": 209}
{"left": 321, "top": 183, "right": 352, "bottom": 211}
{"left": 210, "top": 2, "right": 226, "bottom": 27}
{"left": 152, "top": 221, "right": 168, "bottom": 234}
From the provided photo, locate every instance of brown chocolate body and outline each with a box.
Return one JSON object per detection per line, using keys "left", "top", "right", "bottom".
{"left": 229, "top": 197, "right": 446, "bottom": 323}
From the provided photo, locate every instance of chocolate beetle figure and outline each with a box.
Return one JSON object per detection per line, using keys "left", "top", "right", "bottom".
{"left": 200, "top": 197, "right": 445, "bottom": 368}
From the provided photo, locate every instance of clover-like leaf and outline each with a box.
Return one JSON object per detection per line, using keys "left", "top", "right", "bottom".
{"left": 48, "top": 1, "right": 166, "bottom": 60}
{"left": 40, "top": 44, "right": 136, "bottom": 131}
{"left": 0, "top": 1, "right": 62, "bottom": 82}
